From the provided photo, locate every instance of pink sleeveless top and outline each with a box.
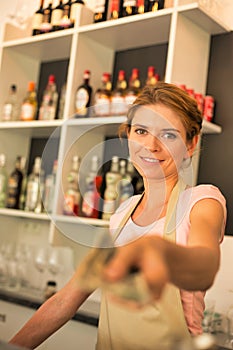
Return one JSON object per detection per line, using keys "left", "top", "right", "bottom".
{"left": 109, "top": 184, "right": 227, "bottom": 335}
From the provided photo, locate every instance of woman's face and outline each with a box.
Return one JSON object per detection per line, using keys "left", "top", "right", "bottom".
{"left": 128, "top": 104, "right": 196, "bottom": 182}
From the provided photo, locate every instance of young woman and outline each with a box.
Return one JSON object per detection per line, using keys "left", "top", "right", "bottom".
{"left": 9, "top": 82, "right": 226, "bottom": 350}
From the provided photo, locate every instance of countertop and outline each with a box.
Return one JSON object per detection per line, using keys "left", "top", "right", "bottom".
{"left": 0, "top": 287, "right": 99, "bottom": 327}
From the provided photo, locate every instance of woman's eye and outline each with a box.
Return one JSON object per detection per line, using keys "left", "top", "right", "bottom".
{"left": 135, "top": 128, "right": 147, "bottom": 135}
{"left": 160, "top": 132, "right": 177, "bottom": 140}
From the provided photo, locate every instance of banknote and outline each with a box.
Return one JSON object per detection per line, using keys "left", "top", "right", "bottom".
{"left": 77, "top": 234, "right": 152, "bottom": 305}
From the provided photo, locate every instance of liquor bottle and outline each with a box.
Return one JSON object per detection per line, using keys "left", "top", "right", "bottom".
{"left": 70, "top": 0, "right": 85, "bottom": 27}
{"left": 145, "top": 66, "right": 159, "bottom": 87}
{"left": 74, "top": 70, "right": 93, "bottom": 117}
{"left": 94, "top": 0, "right": 109, "bottom": 23}
{"left": 94, "top": 72, "right": 112, "bottom": 117}
{"left": 2, "top": 84, "right": 20, "bottom": 122}
{"left": 102, "top": 156, "right": 122, "bottom": 221}
{"left": 59, "top": 0, "right": 72, "bottom": 29}
{"left": 40, "top": 0, "right": 53, "bottom": 34}
{"left": 51, "top": 0, "right": 64, "bottom": 31}
{"left": 136, "top": 0, "right": 146, "bottom": 14}
{"left": 110, "top": 0, "right": 122, "bottom": 19}
{"left": 121, "top": 0, "right": 137, "bottom": 17}
{"left": 125, "top": 68, "right": 141, "bottom": 109}
{"left": 0, "top": 154, "right": 8, "bottom": 208}
{"left": 31, "top": 0, "right": 45, "bottom": 35}
{"left": 58, "top": 82, "right": 66, "bottom": 119}
{"left": 25, "top": 157, "right": 45, "bottom": 213}
{"left": 19, "top": 158, "right": 28, "bottom": 210}
{"left": 43, "top": 159, "right": 57, "bottom": 213}
{"left": 118, "top": 159, "right": 134, "bottom": 204}
{"left": 147, "top": 0, "right": 164, "bottom": 12}
{"left": 20, "top": 81, "right": 38, "bottom": 121}
{"left": 80, "top": 155, "right": 102, "bottom": 218}
{"left": 63, "top": 155, "right": 81, "bottom": 216}
{"left": 39, "top": 74, "right": 58, "bottom": 120}
{"left": 111, "top": 70, "right": 128, "bottom": 116}
{"left": 6, "top": 156, "right": 25, "bottom": 209}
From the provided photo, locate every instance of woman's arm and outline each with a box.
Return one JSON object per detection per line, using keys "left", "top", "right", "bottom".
{"left": 9, "top": 269, "right": 92, "bottom": 349}
{"left": 103, "top": 198, "right": 224, "bottom": 300}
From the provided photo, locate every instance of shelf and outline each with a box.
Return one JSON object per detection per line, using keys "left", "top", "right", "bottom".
{"left": 179, "top": 2, "right": 231, "bottom": 34}
{"left": 202, "top": 119, "right": 222, "bottom": 134}
{"left": 1, "top": 29, "right": 74, "bottom": 61}
{"left": 53, "top": 214, "right": 109, "bottom": 227}
{"left": 0, "top": 120, "right": 63, "bottom": 137}
{"left": 0, "top": 208, "right": 50, "bottom": 221}
{"left": 76, "top": 8, "right": 173, "bottom": 50}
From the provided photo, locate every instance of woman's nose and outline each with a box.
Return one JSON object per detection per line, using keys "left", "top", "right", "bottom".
{"left": 146, "top": 134, "right": 161, "bottom": 151}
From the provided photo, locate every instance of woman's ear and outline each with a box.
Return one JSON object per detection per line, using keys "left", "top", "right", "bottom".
{"left": 186, "top": 135, "right": 199, "bottom": 158}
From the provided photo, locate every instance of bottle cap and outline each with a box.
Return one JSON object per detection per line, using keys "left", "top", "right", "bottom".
{"left": 28, "top": 81, "right": 36, "bottom": 91}
{"left": 48, "top": 75, "right": 56, "bottom": 83}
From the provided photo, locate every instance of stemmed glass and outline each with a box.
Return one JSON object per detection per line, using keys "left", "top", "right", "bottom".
{"left": 34, "top": 247, "right": 48, "bottom": 292}
{"left": 47, "top": 247, "right": 63, "bottom": 277}
{"left": 7, "top": 0, "right": 31, "bottom": 29}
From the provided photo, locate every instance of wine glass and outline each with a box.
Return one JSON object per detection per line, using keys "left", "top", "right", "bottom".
{"left": 34, "top": 247, "right": 47, "bottom": 292}
{"left": 47, "top": 247, "right": 63, "bottom": 276}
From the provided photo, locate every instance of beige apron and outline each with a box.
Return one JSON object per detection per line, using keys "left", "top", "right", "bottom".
{"left": 96, "top": 179, "right": 190, "bottom": 350}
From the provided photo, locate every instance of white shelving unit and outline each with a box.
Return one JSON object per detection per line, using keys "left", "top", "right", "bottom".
{"left": 0, "top": 1, "right": 230, "bottom": 263}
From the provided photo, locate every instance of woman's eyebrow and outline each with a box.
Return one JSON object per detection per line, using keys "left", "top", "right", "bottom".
{"left": 131, "top": 124, "right": 181, "bottom": 133}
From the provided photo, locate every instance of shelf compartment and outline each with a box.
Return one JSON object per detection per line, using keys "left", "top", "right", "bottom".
{"left": 2, "top": 31, "right": 74, "bottom": 61}
{"left": 0, "top": 208, "right": 49, "bottom": 221}
{"left": 52, "top": 215, "right": 110, "bottom": 248}
{"left": 179, "top": 2, "right": 231, "bottom": 34}
{"left": 78, "top": 9, "right": 173, "bottom": 51}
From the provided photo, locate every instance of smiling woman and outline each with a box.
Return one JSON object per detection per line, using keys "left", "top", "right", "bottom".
{"left": 9, "top": 82, "right": 227, "bottom": 350}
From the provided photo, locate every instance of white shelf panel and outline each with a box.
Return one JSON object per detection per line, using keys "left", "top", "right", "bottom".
{"left": 78, "top": 9, "right": 173, "bottom": 50}
{"left": 1, "top": 30, "right": 74, "bottom": 61}
{"left": 0, "top": 208, "right": 50, "bottom": 221}
{"left": 53, "top": 214, "right": 109, "bottom": 227}
{"left": 179, "top": 2, "right": 231, "bottom": 34}
{"left": 0, "top": 120, "right": 63, "bottom": 137}
{"left": 202, "top": 119, "right": 222, "bottom": 134}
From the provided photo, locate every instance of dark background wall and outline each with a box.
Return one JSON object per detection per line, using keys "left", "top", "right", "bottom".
{"left": 198, "top": 31, "right": 233, "bottom": 235}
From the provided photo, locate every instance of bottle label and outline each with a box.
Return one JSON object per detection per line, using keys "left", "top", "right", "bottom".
{"left": 75, "top": 88, "right": 89, "bottom": 115}
{"left": 111, "top": 96, "right": 127, "bottom": 115}
{"left": 2, "top": 104, "right": 13, "bottom": 121}
{"left": 20, "top": 103, "right": 35, "bottom": 121}
{"left": 82, "top": 191, "right": 95, "bottom": 217}
{"left": 70, "top": 3, "right": 83, "bottom": 22}
{"left": 26, "top": 181, "right": 39, "bottom": 210}
{"left": 94, "top": 98, "right": 111, "bottom": 116}
{"left": 32, "top": 13, "right": 43, "bottom": 29}
{"left": 95, "top": 0, "right": 106, "bottom": 13}
{"left": 51, "top": 9, "right": 63, "bottom": 26}
{"left": 123, "top": 0, "right": 137, "bottom": 7}
{"left": 125, "top": 94, "right": 137, "bottom": 106}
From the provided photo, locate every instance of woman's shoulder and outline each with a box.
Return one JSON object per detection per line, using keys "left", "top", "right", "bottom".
{"left": 184, "top": 184, "right": 226, "bottom": 204}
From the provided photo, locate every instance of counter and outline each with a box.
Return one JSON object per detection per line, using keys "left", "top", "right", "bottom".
{"left": 0, "top": 287, "right": 99, "bottom": 327}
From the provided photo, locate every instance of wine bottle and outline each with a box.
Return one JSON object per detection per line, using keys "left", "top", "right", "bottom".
{"left": 51, "top": 0, "right": 64, "bottom": 31}
{"left": 59, "top": 0, "right": 72, "bottom": 29}
{"left": 70, "top": 0, "right": 85, "bottom": 27}
{"left": 121, "top": 0, "right": 137, "bottom": 17}
{"left": 40, "top": 0, "right": 53, "bottom": 34}
{"left": 39, "top": 74, "right": 58, "bottom": 120}
{"left": 63, "top": 155, "right": 81, "bottom": 216}
{"left": 94, "top": 72, "right": 112, "bottom": 117}
{"left": 74, "top": 70, "right": 93, "bottom": 117}
{"left": 25, "top": 157, "right": 45, "bottom": 213}
{"left": 111, "top": 70, "right": 128, "bottom": 116}
{"left": 145, "top": 66, "right": 159, "bottom": 87}
{"left": 20, "top": 81, "right": 38, "bottom": 121}
{"left": 31, "top": 0, "right": 45, "bottom": 36}
{"left": 94, "top": 0, "right": 109, "bottom": 23}
{"left": 0, "top": 154, "right": 8, "bottom": 208}
{"left": 125, "top": 68, "right": 141, "bottom": 109}
{"left": 110, "top": 0, "right": 122, "bottom": 19}
{"left": 102, "top": 156, "right": 122, "bottom": 221}
{"left": 2, "top": 84, "right": 20, "bottom": 122}
{"left": 6, "top": 156, "right": 25, "bottom": 209}
{"left": 147, "top": 0, "right": 164, "bottom": 12}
